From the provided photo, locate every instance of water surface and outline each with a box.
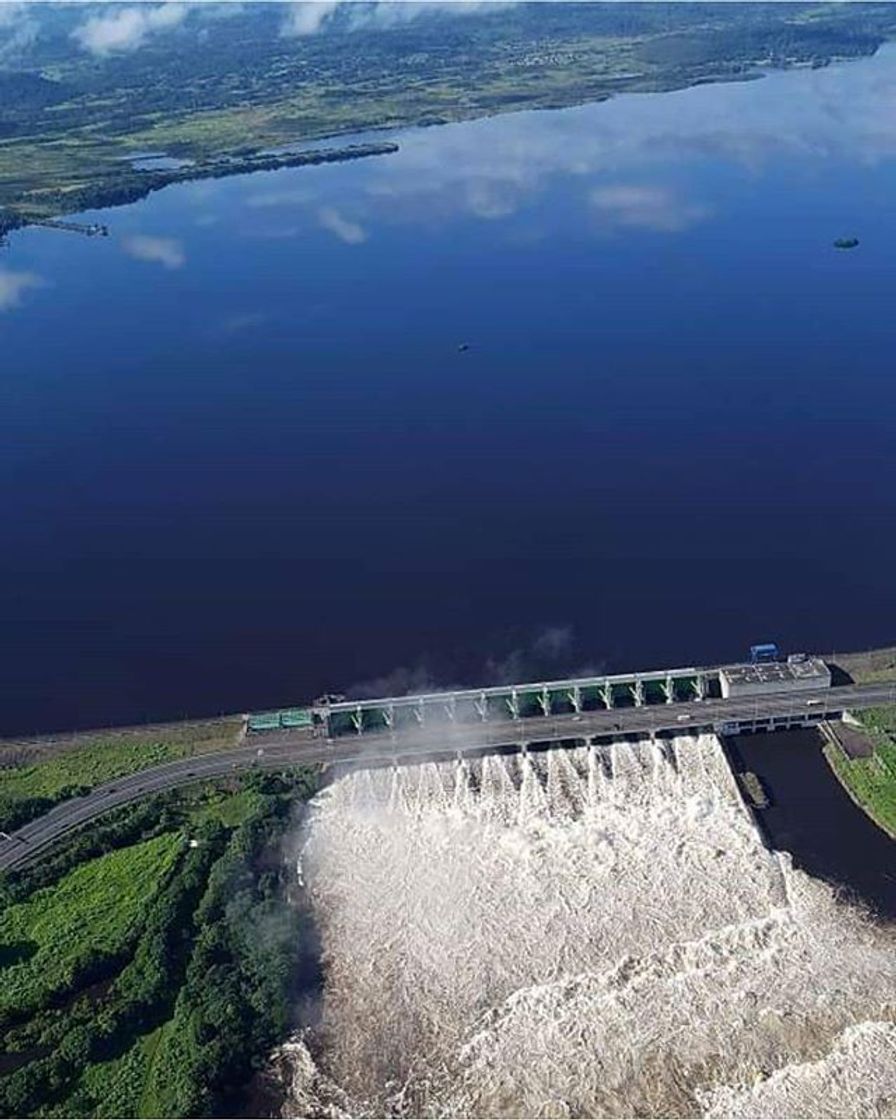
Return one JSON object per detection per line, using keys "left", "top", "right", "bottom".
{"left": 730, "top": 729, "right": 896, "bottom": 919}
{"left": 3, "top": 49, "right": 896, "bottom": 732}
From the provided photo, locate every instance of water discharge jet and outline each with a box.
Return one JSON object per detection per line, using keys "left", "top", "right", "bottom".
{"left": 292, "top": 735, "right": 896, "bottom": 1118}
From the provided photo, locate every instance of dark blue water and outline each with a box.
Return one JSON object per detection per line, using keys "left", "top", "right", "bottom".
{"left": 729, "top": 729, "right": 896, "bottom": 919}
{"left": 3, "top": 51, "right": 896, "bottom": 734}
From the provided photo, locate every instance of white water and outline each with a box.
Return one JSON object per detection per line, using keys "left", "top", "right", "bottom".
{"left": 293, "top": 736, "right": 896, "bottom": 1118}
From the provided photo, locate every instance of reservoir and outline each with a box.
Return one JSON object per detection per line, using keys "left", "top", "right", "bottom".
{"left": 3, "top": 48, "right": 896, "bottom": 733}
{"left": 729, "top": 729, "right": 896, "bottom": 920}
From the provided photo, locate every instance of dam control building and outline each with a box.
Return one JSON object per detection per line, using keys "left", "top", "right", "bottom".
{"left": 719, "top": 656, "right": 831, "bottom": 699}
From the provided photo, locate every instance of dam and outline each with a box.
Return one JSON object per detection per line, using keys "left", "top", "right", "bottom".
{"left": 272, "top": 653, "right": 896, "bottom": 1115}
{"left": 245, "top": 650, "right": 893, "bottom": 755}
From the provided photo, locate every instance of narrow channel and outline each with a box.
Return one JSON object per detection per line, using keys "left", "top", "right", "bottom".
{"left": 726, "top": 728, "right": 896, "bottom": 919}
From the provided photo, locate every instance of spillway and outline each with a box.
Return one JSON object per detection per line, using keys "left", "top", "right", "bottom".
{"left": 292, "top": 735, "right": 896, "bottom": 1118}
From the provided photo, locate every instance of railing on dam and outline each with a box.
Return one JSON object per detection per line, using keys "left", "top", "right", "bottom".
{"left": 309, "top": 665, "right": 718, "bottom": 737}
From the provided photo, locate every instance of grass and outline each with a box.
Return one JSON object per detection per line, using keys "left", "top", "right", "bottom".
{"left": 185, "top": 787, "right": 262, "bottom": 829}
{"left": 0, "top": 717, "right": 243, "bottom": 831}
{"left": 0, "top": 832, "right": 181, "bottom": 1021}
{"left": 824, "top": 708, "right": 896, "bottom": 838}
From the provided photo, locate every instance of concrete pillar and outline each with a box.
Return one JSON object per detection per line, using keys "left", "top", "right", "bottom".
{"left": 630, "top": 679, "right": 644, "bottom": 707}
{"left": 538, "top": 687, "right": 551, "bottom": 717}
{"left": 662, "top": 675, "right": 676, "bottom": 703}
{"left": 693, "top": 674, "right": 706, "bottom": 701}
{"left": 568, "top": 686, "right": 582, "bottom": 712}
{"left": 413, "top": 700, "right": 425, "bottom": 725}
{"left": 506, "top": 689, "right": 520, "bottom": 720}
{"left": 474, "top": 692, "right": 488, "bottom": 721}
{"left": 383, "top": 704, "right": 395, "bottom": 730}
{"left": 599, "top": 682, "right": 614, "bottom": 709}
{"left": 444, "top": 695, "right": 456, "bottom": 722}
{"left": 350, "top": 707, "right": 363, "bottom": 733}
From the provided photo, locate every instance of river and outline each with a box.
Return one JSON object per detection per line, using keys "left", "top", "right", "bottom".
{"left": 3, "top": 48, "right": 896, "bottom": 733}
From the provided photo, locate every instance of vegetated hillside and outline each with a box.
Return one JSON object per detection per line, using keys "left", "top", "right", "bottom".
{"left": 1, "top": 2, "right": 896, "bottom": 222}
{"left": 0, "top": 769, "right": 319, "bottom": 1119}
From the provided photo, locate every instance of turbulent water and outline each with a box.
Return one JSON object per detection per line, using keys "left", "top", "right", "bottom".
{"left": 290, "top": 736, "right": 896, "bottom": 1118}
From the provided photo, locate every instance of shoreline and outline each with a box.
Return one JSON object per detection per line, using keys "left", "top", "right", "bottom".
{"left": 1, "top": 37, "right": 889, "bottom": 235}
{"left": 0, "top": 141, "right": 399, "bottom": 242}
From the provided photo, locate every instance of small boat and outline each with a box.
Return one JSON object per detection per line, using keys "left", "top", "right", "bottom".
{"left": 833, "top": 237, "right": 859, "bottom": 250}
{"left": 458, "top": 342, "right": 470, "bottom": 352}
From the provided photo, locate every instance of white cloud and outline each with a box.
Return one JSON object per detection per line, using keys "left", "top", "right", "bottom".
{"left": 0, "top": 1, "right": 38, "bottom": 61}
{"left": 0, "top": 1, "right": 28, "bottom": 32}
{"left": 0, "top": 2, "right": 23, "bottom": 24}
{"left": 318, "top": 206, "right": 367, "bottom": 244}
{"left": 122, "top": 234, "right": 186, "bottom": 269}
{"left": 281, "top": 1, "right": 340, "bottom": 37}
{"left": 0, "top": 267, "right": 42, "bottom": 312}
{"left": 281, "top": 0, "right": 509, "bottom": 37}
{"left": 73, "top": 3, "right": 189, "bottom": 55}
{"left": 589, "top": 185, "right": 709, "bottom": 232}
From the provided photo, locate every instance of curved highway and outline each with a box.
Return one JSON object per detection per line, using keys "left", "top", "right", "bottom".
{"left": 2, "top": 679, "right": 894, "bottom": 871}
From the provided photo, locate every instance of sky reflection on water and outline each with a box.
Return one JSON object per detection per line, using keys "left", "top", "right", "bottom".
{"left": 2, "top": 49, "right": 896, "bottom": 732}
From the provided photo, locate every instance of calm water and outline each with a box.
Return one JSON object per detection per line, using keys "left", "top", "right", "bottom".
{"left": 3, "top": 51, "right": 896, "bottom": 734}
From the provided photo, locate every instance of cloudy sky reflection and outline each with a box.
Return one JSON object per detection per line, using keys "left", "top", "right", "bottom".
{"left": 235, "top": 43, "right": 896, "bottom": 241}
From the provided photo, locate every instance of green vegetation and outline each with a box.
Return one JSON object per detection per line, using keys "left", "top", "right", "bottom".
{"left": 0, "top": 717, "right": 242, "bottom": 832}
{"left": 824, "top": 708, "right": 896, "bottom": 838}
{"left": 2, "top": 3, "right": 896, "bottom": 227}
{"left": 0, "top": 768, "right": 321, "bottom": 1119}
{"left": 0, "top": 833, "right": 181, "bottom": 1024}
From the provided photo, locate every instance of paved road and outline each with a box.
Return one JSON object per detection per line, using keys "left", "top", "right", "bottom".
{"left": 3, "top": 680, "right": 894, "bottom": 871}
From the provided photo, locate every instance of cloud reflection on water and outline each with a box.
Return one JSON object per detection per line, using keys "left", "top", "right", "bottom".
{"left": 0, "top": 267, "right": 43, "bottom": 312}
{"left": 121, "top": 234, "right": 186, "bottom": 269}
{"left": 236, "top": 44, "right": 896, "bottom": 240}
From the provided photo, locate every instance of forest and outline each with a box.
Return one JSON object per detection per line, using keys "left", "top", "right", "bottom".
{"left": 0, "top": 769, "right": 320, "bottom": 1119}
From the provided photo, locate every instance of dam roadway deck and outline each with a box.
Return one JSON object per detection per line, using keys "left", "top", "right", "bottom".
{"left": 2, "top": 679, "right": 895, "bottom": 871}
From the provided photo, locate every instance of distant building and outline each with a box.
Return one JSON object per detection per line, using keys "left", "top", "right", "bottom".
{"left": 719, "top": 657, "right": 831, "bottom": 699}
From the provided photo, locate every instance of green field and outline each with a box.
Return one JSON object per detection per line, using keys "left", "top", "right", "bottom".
{"left": 0, "top": 833, "right": 181, "bottom": 1022}
{"left": 0, "top": 718, "right": 243, "bottom": 832}
{"left": 824, "top": 707, "right": 896, "bottom": 838}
